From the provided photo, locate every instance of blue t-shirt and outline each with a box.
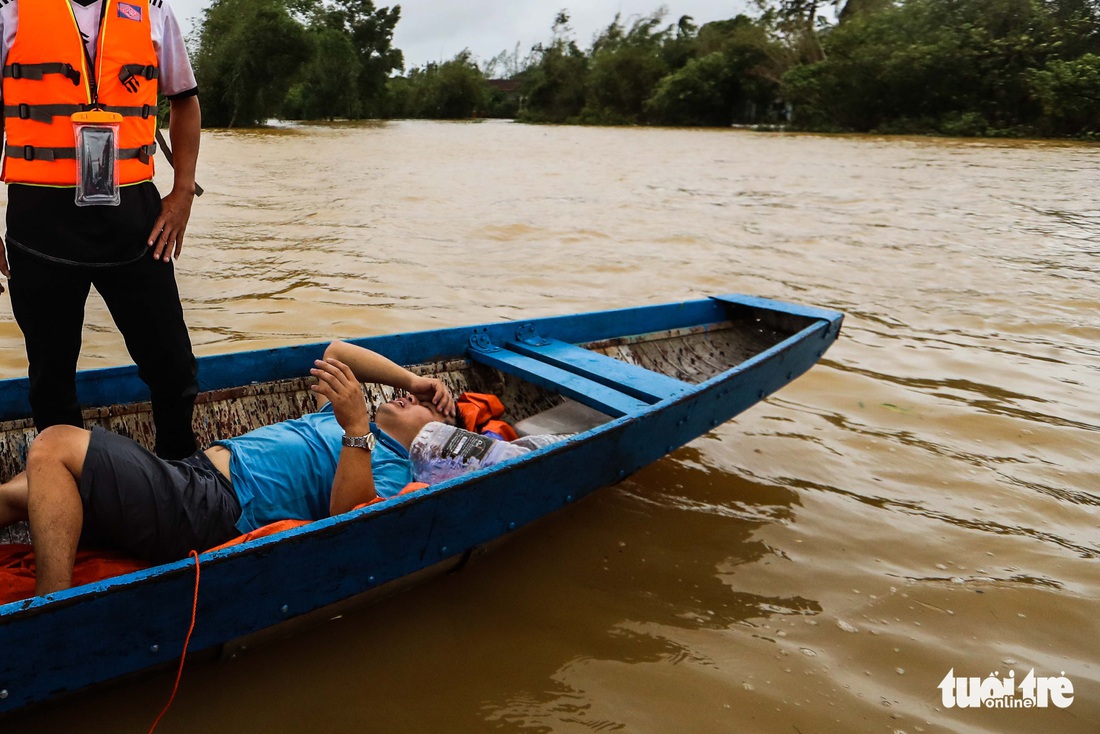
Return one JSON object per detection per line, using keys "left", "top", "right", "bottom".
{"left": 215, "top": 404, "right": 413, "bottom": 533}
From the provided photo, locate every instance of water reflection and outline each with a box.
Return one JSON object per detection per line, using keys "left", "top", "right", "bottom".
{"left": 474, "top": 449, "right": 823, "bottom": 730}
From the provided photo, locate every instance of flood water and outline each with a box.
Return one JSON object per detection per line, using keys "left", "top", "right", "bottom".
{"left": 1, "top": 120, "right": 1097, "bottom": 733}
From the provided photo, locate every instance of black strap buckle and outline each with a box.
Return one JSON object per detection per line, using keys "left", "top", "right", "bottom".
{"left": 142, "top": 104, "right": 154, "bottom": 119}
{"left": 17, "top": 103, "right": 30, "bottom": 120}
{"left": 22, "top": 144, "right": 34, "bottom": 161}
{"left": 9, "top": 63, "right": 21, "bottom": 80}
{"left": 63, "top": 63, "right": 81, "bottom": 86}
{"left": 119, "top": 65, "right": 158, "bottom": 92}
{"left": 119, "top": 67, "right": 138, "bottom": 93}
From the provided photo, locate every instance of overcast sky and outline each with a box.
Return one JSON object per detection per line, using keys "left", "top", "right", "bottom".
{"left": 169, "top": 0, "right": 750, "bottom": 70}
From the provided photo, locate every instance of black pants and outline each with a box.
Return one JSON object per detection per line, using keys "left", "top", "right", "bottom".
{"left": 7, "top": 245, "right": 199, "bottom": 459}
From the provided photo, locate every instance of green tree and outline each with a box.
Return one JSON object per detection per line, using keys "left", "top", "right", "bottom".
{"left": 646, "top": 23, "right": 782, "bottom": 127}
{"left": 286, "top": 0, "right": 402, "bottom": 118}
{"left": 583, "top": 10, "right": 672, "bottom": 123}
{"left": 323, "top": 0, "right": 404, "bottom": 116}
{"left": 388, "top": 52, "right": 490, "bottom": 119}
{"left": 780, "top": 0, "right": 1086, "bottom": 134}
{"left": 518, "top": 12, "right": 589, "bottom": 123}
{"left": 661, "top": 15, "right": 700, "bottom": 71}
{"left": 283, "top": 25, "right": 360, "bottom": 120}
{"left": 645, "top": 15, "right": 785, "bottom": 126}
{"left": 1029, "top": 54, "right": 1100, "bottom": 135}
{"left": 645, "top": 52, "right": 738, "bottom": 125}
{"left": 194, "top": 0, "right": 311, "bottom": 127}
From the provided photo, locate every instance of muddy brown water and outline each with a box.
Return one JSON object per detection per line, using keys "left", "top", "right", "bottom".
{"left": 0, "top": 121, "right": 1097, "bottom": 733}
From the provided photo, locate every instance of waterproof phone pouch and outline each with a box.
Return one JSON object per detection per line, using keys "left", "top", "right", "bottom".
{"left": 72, "top": 111, "right": 123, "bottom": 207}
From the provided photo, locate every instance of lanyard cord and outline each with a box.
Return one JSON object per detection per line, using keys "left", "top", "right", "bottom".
{"left": 72, "top": 0, "right": 111, "bottom": 108}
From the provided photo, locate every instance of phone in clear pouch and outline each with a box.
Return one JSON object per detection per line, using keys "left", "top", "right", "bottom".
{"left": 72, "top": 111, "right": 123, "bottom": 207}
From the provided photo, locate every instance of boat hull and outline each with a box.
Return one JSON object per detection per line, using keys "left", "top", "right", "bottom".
{"left": 0, "top": 294, "right": 842, "bottom": 714}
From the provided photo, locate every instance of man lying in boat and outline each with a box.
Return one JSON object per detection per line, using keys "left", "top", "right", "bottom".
{"left": 0, "top": 342, "right": 558, "bottom": 596}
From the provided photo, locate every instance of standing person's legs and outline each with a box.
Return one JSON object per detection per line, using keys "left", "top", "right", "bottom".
{"left": 6, "top": 247, "right": 93, "bottom": 430}
{"left": 95, "top": 249, "right": 198, "bottom": 460}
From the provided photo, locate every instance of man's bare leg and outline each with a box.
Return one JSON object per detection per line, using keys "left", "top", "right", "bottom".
{"left": 0, "top": 471, "right": 29, "bottom": 528}
{"left": 26, "top": 426, "right": 92, "bottom": 595}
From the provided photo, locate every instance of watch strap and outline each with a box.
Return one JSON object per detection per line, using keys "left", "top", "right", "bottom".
{"left": 341, "top": 432, "right": 376, "bottom": 451}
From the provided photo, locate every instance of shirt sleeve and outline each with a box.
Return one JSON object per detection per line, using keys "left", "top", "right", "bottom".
{"left": 0, "top": 5, "right": 11, "bottom": 103}
{"left": 370, "top": 450, "right": 415, "bottom": 499}
{"left": 154, "top": 0, "right": 198, "bottom": 98}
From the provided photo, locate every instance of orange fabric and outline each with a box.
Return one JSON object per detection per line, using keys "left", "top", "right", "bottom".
{"left": 2, "top": 0, "right": 157, "bottom": 185}
{"left": 205, "top": 519, "right": 311, "bottom": 552}
{"left": 0, "top": 544, "right": 149, "bottom": 605}
{"left": 209, "top": 482, "right": 431, "bottom": 550}
{"left": 398, "top": 482, "right": 429, "bottom": 495}
{"left": 457, "top": 392, "right": 518, "bottom": 441}
{"left": 481, "top": 419, "right": 518, "bottom": 441}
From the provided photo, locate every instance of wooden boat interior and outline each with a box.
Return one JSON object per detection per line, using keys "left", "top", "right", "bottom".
{"left": 0, "top": 298, "right": 809, "bottom": 545}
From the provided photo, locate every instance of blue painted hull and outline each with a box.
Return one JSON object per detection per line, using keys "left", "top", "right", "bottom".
{"left": 0, "top": 294, "right": 842, "bottom": 714}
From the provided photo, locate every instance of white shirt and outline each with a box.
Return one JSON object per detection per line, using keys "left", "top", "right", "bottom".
{"left": 0, "top": 0, "right": 197, "bottom": 99}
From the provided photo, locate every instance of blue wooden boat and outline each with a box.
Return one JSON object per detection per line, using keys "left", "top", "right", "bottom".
{"left": 0, "top": 294, "right": 842, "bottom": 714}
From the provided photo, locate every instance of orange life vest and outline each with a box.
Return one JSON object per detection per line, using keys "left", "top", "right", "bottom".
{"left": 456, "top": 392, "right": 519, "bottom": 441}
{"left": 2, "top": 0, "right": 158, "bottom": 186}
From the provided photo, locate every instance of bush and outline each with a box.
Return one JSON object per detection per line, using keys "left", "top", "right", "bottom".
{"left": 1029, "top": 54, "right": 1100, "bottom": 136}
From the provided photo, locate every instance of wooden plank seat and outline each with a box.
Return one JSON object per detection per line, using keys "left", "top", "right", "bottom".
{"left": 505, "top": 336, "right": 690, "bottom": 403}
{"left": 467, "top": 330, "right": 690, "bottom": 418}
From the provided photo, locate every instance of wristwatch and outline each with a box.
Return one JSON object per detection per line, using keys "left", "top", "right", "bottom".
{"left": 341, "top": 432, "right": 376, "bottom": 451}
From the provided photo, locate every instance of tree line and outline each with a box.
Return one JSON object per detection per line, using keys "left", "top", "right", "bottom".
{"left": 193, "top": 0, "right": 402, "bottom": 126}
{"left": 192, "top": 0, "right": 1100, "bottom": 138}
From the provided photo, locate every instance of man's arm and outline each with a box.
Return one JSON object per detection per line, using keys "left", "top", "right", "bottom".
{"left": 311, "top": 358, "right": 378, "bottom": 516}
{"left": 312, "top": 344, "right": 455, "bottom": 514}
{"left": 321, "top": 340, "right": 455, "bottom": 418}
{"left": 147, "top": 95, "right": 200, "bottom": 262}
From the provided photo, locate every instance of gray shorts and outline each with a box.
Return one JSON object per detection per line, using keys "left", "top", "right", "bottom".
{"left": 79, "top": 427, "right": 242, "bottom": 563}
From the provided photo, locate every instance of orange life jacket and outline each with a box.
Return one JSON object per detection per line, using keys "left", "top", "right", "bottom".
{"left": 456, "top": 392, "right": 519, "bottom": 441}
{"left": 2, "top": 0, "right": 158, "bottom": 186}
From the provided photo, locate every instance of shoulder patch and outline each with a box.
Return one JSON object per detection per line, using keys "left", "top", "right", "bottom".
{"left": 117, "top": 1, "right": 143, "bottom": 21}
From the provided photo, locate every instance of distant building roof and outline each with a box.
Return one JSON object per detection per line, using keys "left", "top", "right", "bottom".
{"left": 487, "top": 79, "right": 522, "bottom": 94}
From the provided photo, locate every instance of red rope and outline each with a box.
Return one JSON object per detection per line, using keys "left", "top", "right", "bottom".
{"left": 148, "top": 550, "right": 200, "bottom": 734}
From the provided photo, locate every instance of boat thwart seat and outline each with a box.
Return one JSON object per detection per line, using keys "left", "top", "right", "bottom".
{"left": 467, "top": 326, "right": 691, "bottom": 418}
